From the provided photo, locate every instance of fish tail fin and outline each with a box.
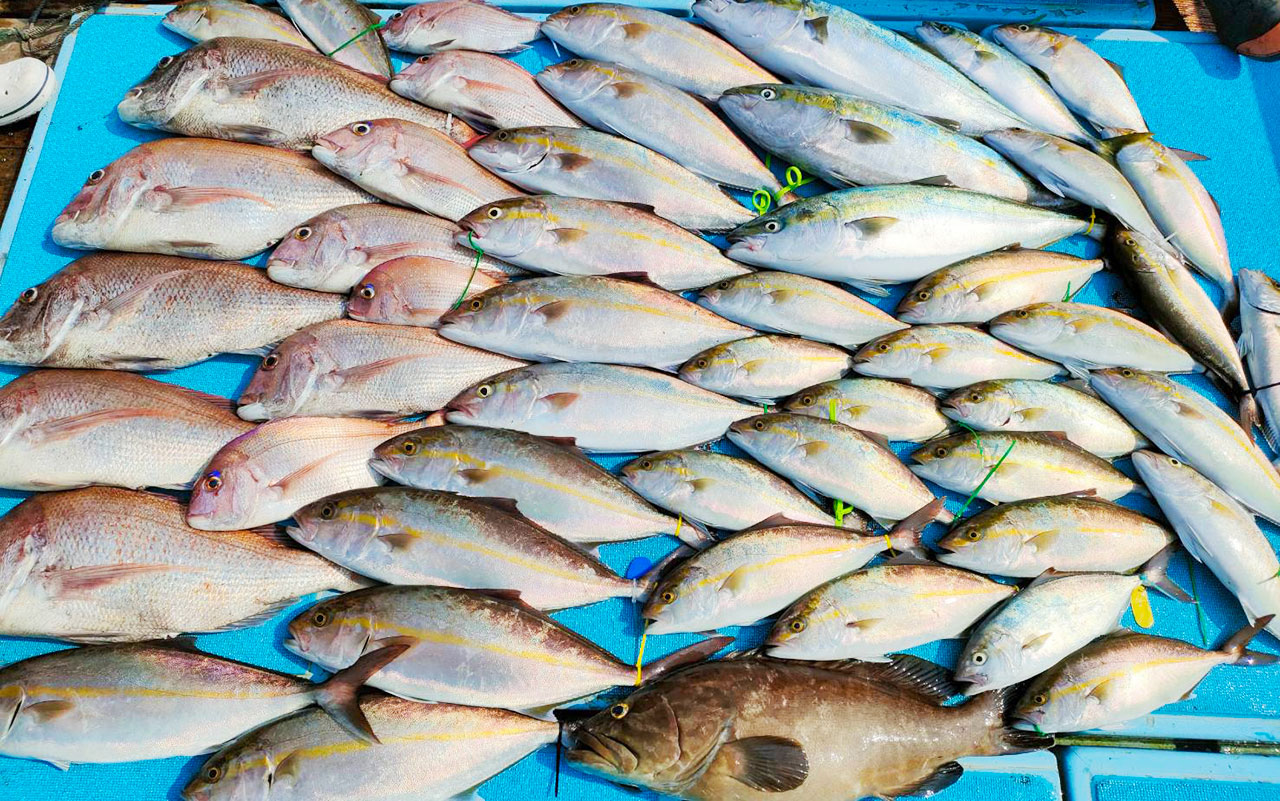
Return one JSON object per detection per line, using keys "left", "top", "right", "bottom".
{"left": 887, "top": 498, "right": 945, "bottom": 552}
{"left": 637, "top": 635, "right": 732, "bottom": 684}
{"left": 631, "top": 545, "right": 695, "bottom": 603}
{"left": 315, "top": 643, "right": 409, "bottom": 744}
{"left": 978, "top": 686, "right": 1055, "bottom": 754}
{"left": 1221, "top": 614, "right": 1278, "bottom": 666}
{"left": 675, "top": 516, "right": 715, "bottom": 549}
{"left": 1219, "top": 280, "right": 1239, "bottom": 319}
{"left": 1138, "top": 542, "right": 1192, "bottom": 602}
{"left": 1238, "top": 393, "right": 1261, "bottom": 436}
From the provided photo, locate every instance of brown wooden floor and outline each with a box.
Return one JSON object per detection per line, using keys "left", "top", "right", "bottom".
{"left": 0, "top": 0, "right": 1215, "bottom": 222}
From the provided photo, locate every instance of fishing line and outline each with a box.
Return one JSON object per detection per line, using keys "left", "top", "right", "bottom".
{"left": 1185, "top": 551, "right": 1209, "bottom": 646}
{"left": 326, "top": 19, "right": 387, "bottom": 57}
{"left": 451, "top": 231, "right": 484, "bottom": 309}
{"left": 954, "top": 440, "right": 1016, "bottom": 519}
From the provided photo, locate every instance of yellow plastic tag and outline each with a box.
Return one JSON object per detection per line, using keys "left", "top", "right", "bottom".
{"left": 1130, "top": 585, "right": 1154, "bottom": 629}
{"left": 634, "top": 630, "right": 648, "bottom": 686}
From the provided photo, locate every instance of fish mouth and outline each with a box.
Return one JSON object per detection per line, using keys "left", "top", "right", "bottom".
{"left": 368, "top": 457, "right": 400, "bottom": 481}
{"left": 568, "top": 728, "right": 639, "bottom": 775}
{"left": 236, "top": 401, "right": 268, "bottom": 422}
{"left": 932, "top": 538, "right": 957, "bottom": 553}
{"left": 281, "top": 637, "right": 304, "bottom": 657}
{"left": 311, "top": 141, "right": 340, "bottom": 168}
{"left": 283, "top": 525, "right": 313, "bottom": 545}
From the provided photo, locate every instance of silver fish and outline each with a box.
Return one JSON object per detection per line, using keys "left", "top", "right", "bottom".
{"left": 993, "top": 24, "right": 1146, "bottom": 135}
{"left": 0, "top": 369, "right": 250, "bottom": 491}
{"left": 468, "top": 126, "right": 755, "bottom": 232}
{"left": 915, "top": 22, "right": 1093, "bottom": 144}
{"left": 277, "top": 0, "right": 392, "bottom": 77}
{"left": 187, "top": 417, "right": 428, "bottom": 530}
{"left": 909, "top": 431, "right": 1139, "bottom": 503}
{"left": 0, "top": 253, "right": 345, "bottom": 370}
{"left": 1015, "top": 620, "right": 1275, "bottom": 734}
{"left": 540, "top": 3, "right": 775, "bottom": 100}
{"left": 0, "top": 641, "right": 402, "bottom": 766}
{"left": 935, "top": 491, "right": 1174, "bottom": 577}
{"left": 988, "top": 301, "right": 1197, "bottom": 380}
{"left": 941, "top": 379, "right": 1147, "bottom": 458}
{"left": 455, "top": 195, "right": 749, "bottom": 291}
{"left": 346, "top": 256, "right": 508, "bottom": 328}
{"left": 956, "top": 548, "right": 1187, "bottom": 693}
{"left": 444, "top": 362, "right": 758, "bottom": 453}
{"left": 183, "top": 697, "right": 557, "bottom": 801}
{"left": 767, "top": 560, "right": 1017, "bottom": 661}
{"left": 853, "top": 325, "right": 1064, "bottom": 390}
{"left": 0, "top": 487, "right": 366, "bottom": 642}
{"left": 313, "top": 118, "right": 524, "bottom": 223}
{"left": 619, "top": 448, "right": 837, "bottom": 530}
{"left": 641, "top": 502, "right": 938, "bottom": 634}
{"left": 698, "top": 270, "right": 906, "bottom": 347}
{"left": 1240, "top": 269, "right": 1280, "bottom": 450}
{"left": 52, "top": 138, "right": 376, "bottom": 260}
{"left": 285, "top": 585, "right": 731, "bottom": 711}
{"left": 266, "top": 203, "right": 522, "bottom": 294}
{"left": 1091, "top": 368, "right": 1280, "bottom": 524}
{"left": 537, "top": 59, "right": 778, "bottom": 192}
{"left": 780, "top": 377, "right": 952, "bottom": 442}
{"left": 163, "top": 0, "right": 317, "bottom": 49}
{"left": 117, "top": 38, "right": 468, "bottom": 149}
{"left": 371, "top": 425, "right": 702, "bottom": 546}
{"left": 1104, "top": 133, "right": 1232, "bottom": 307}
{"left": 896, "top": 250, "right": 1105, "bottom": 325}
{"left": 983, "top": 128, "right": 1163, "bottom": 244}
{"left": 436, "top": 274, "right": 754, "bottom": 369}
{"left": 237, "top": 320, "right": 528, "bottom": 420}
{"left": 725, "top": 185, "right": 1090, "bottom": 291}
{"left": 692, "top": 0, "right": 1024, "bottom": 134}
{"left": 381, "top": 0, "right": 543, "bottom": 54}
{"left": 391, "top": 51, "right": 581, "bottom": 130}
{"left": 678, "top": 335, "right": 852, "bottom": 401}
{"left": 718, "top": 84, "right": 1052, "bottom": 205}
{"left": 1131, "top": 450, "right": 1280, "bottom": 639}
{"left": 727, "top": 412, "right": 950, "bottom": 526}
{"left": 287, "top": 487, "right": 644, "bottom": 610}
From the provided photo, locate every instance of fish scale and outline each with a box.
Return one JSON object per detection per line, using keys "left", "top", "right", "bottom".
{"left": 381, "top": 0, "right": 544, "bottom": 55}
{"left": 392, "top": 51, "right": 582, "bottom": 130}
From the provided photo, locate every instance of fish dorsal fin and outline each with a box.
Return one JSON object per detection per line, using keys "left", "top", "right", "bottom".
{"left": 739, "top": 513, "right": 805, "bottom": 533}
{"left": 1026, "top": 568, "right": 1067, "bottom": 588}
{"left": 467, "top": 496, "right": 525, "bottom": 517}
{"left": 1168, "top": 146, "right": 1208, "bottom": 162}
{"left": 872, "top": 653, "right": 958, "bottom": 703}
{"left": 924, "top": 115, "right": 962, "bottom": 131}
{"left": 1103, "top": 58, "right": 1127, "bottom": 81}
{"left": 907, "top": 175, "right": 957, "bottom": 188}
{"left": 612, "top": 201, "right": 660, "bottom": 215}
{"left": 856, "top": 428, "right": 892, "bottom": 451}
{"left": 602, "top": 271, "right": 662, "bottom": 288}
{"left": 884, "top": 551, "right": 941, "bottom": 567}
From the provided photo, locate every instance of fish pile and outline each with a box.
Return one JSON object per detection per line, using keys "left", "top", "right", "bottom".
{"left": 0, "top": 1, "right": 1276, "bottom": 799}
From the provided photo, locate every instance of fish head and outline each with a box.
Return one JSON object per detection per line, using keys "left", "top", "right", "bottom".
{"left": 725, "top": 202, "right": 836, "bottom": 269}
{"left": 695, "top": 274, "right": 763, "bottom": 318}
{"left": 1088, "top": 367, "right": 1169, "bottom": 411}
{"left": 468, "top": 127, "right": 553, "bottom": 176}
{"left": 285, "top": 594, "right": 376, "bottom": 670}
{"left": 290, "top": 490, "right": 387, "bottom": 562}
{"left": 186, "top": 438, "right": 261, "bottom": 531}
{"left": 954, "top": 625, "right": 1019, "bottom": 693}
{"left": 161, "top": 2, "right": 215, "bottom": 41}
{"left": 895, "top": 272, "right": 969, "bottom": 323}
{"left": 851, "top": 329, "right": 927, "bottom": 378}
{"left": 982, "top": 127, "right": 1057, "bottom": 164}
{"left": 371, "top": 426, "right": 461, "bottom": 485}
{"left": 1239, "top": 269, "right": 1280, "bottom": 314}
{"left": 908, "top": 433, "right": 989, "bottom": 491}
{"left": 726, "top": 413, "right": 808, "bottom": 463}
{"left": 677, "top": 343, "right": 744, "bottom": 393}
{"left": 991, "top": 24, "right": 1065, "bottom": 65}
{"left": 345, "top": 260, "right": 416, "bottom": 324}
{"left": 940, "top": 381, "right": 1019, "bottom": 429}
{"left": 456, "top": 196, "right": 550, "bottom": 260}
{"left": 266, "top": 211, "right": 360, "bottom": 291}
{"left": 0, "top": 499, "right": 49, "bottom": 609}
{"left": 117, "top": 46, "right": 216, "bottom": 129}
{"left": 238, "top": 331, "right": 329, "bottom": 421}
{"left": 535, "top": 58, "right": 616, "bottom": 105}
{"left": 390, "top": 53, "right": 473, "bottom": 108}
{"left": 718, "top": 85, "right": 828, "bottom": 150}
{"left": 1110, "top": 133, "right": 1162, "bottom": 171}
{"left": 988, "top": 303, "right": 1068, "bottom": 350}
{"left": 445, "top": 366, "right": 541, "bottom": 428}
{"left": 1012, "top": 677, "right": 1077, "bottom": 734}
{"left": 619, "top": 450, "right": 692, "bottom": 506}
{"left": 691, "top": 0, "right": 795, "bottom": 50}
{"left": 436, "top": 284, "right": 523, "bottom": 347}
{"left": 764, "top": 592, "right": 834, "bottom": 657}
{"left": 641, "top": 562, "right": 722, "bottom": 634}
{"left": 1129, "top": 449, "right": 1203, "bottom": 496}
{"left": 0, "top": 269, "right": 89, "bottom": 366}
{"left": 182, "top": 741, "right": 274, "bottom": 801}
{"left": 541, "top": 5, "right": 627, "bottom": 50}
{"left": 313, "top": 120, "right": 402, "bottom": 181}
{"left": 51, "top": 154, "right": 152, "bottom": 251}
{"left": 381, "top": 3, "right": 453, "bottom": 51}
{"left": 934, "top": 515, "right": 1020, "bottom": 569}
{"left": 915, "top": 22, "right": 986, "bottom": 70}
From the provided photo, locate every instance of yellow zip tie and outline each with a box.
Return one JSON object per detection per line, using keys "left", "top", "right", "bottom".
{"left": 326, "top": 19, "right": 386, "bottom": 57}
{"left": 1084, "top": 208, "right": 1096, "bottom": 236}
{"left": 883, "top": 533, "right": 893, "bottom": 551}
{"left": 634, "top": 630, "right": 648, "bottom": 685}
{"left": 674, "top": 515, "right": 682, "bottom": 539}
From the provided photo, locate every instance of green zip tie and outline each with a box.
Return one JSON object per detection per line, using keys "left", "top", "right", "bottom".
{"left": 828, "top": 399, "right": 855, "bottom": 527}
{"left": 954, "top": 439, "right": 1016, "bottom": 519}
{"left": 954, "top": 420, "right": 989, "bottom": 461}
{"left": 451, "top": 231, "right": 483, "bottom": 310}
{"left": 327, "top": 18, "right": 386, "bottom": 57}
{"left": 1185, "top": 551, "right": 1209, "bottom": 646}
{"left": 752, "top": 161, "right": 816, "bottom": 215}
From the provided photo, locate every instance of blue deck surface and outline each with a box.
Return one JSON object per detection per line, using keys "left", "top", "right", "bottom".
{"left": 0, "top": 6, "right": 1279, "bottom": 799}
{"left": 1061, "top": 747, "right": 1280, "bottom": 800}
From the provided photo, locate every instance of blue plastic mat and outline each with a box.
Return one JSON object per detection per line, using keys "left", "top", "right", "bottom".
{"left": 1, "top": 6, "right": 1280, "bottom": 799}
{"left": 1061, "top": 747, "right": 1280, "bottom": 800}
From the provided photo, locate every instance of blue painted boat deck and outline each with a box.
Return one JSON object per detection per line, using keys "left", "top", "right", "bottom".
{"left": 0, "top": 6, "right": 1279, "bottom": 799}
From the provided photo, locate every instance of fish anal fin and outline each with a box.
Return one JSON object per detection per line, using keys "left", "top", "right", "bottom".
{"left": 883, "top": 761, "right": 965, "bottom": 798}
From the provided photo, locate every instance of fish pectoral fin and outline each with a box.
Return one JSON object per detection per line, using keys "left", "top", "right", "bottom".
{"left": 907, "top": 175, "right": 957, "bottom": 188}
{"left": 1087, "top": 678, "right": 1119, "bottom": 703}
{"left": 218, "top": 125, "right": 288, "bottom": 147}
{"left": 457, "top": 468, "right": 496, "bottom": 485}
{"left": 445, "top": 790, "right": 485, "bottom": 801}
{"left": 1063, "top": 360, "right": 1092, "bottom": 380}
{"left": 555, "top": 153, "right": 592, "bottom": 171}
{"left": 1171, "top": 399, "right": 1205, "bottom": 419}
{"left": 150, "top": 185, "right": 274, "bottom": 211}
{"left": 883, "top": 761, "right": 964, "bottom": 798}
{"left": 205, "top": 598, "right": 302, "bottom": 634}
{"left": 220, "top": 69, "right": 312, "bottom": 98}
{"left": 847, "top": 617, "right": 884, "bottom": 630}
{"left": 269, "top": 752, "right": 304, "bottom": 791}
{"left": 842, "top": 120, "right": 893, "bottom": 144}
{"left": 924, "top": 344, "right": 951, "bottom": 360}
{"left": 550, "top": 227, "right": 588, "bottom": 244}
{"left": 719, "top": 736, "right": 809, "bottom": 793}
{"left": 620, "top": 21, "right": 652, "bottom": 38}
{"left": 845, "top": 216, "right": 899, "bottom": 238}
{"left": 719, "top": 566, "right": 752, "bottom": 595}
{"left": 923, "top": 115, "right": 962, "bottom": 131}
{"left": 46, "top": 563, "right": 178, "bottom": 599}
{"left": 95, "top": 270, "right": 190, "bottom": 324}
{"left": 23, "top": 699, "right": 75, "bottom": 723}
{"left": 378, "top": 531, "right": 417, "bottom": 551}
{"left": 1103, "top": 58, "right": 1128, "bottom": 82}
{"left": 1021, "top": 631, "right": 1053, "bottom": 652}
{"left": 1014, "top": 406, "right": 1047, "bottom": 423}
{"left": 738, "top": 359, "right": 767, "bottom": 375}
{"left": 335, "top": 355, "right": 425, "bottom": 386}
{"left": 533, "top": 300, "right": 574, "bottom": 322}
{"left": 271, "top": 454, "right": 340, "bottom": 495}
{"left": 43, "top": 759, "right": 72, "bottom": 771}
{"left": 765, "top": 289, "right": 796, "bottom": 304}
{"left": 537, "top": 391, "right": 580, "bottom": 412}
{"left": 608, "top": 81, "right": 646, "bottom": 99}
{"left": 800, "top": 440, "right": 829, "bottom": 456}
{"left": 28, "top": 407, "right": 167, "bottom": 442}
{"left": 843, "top": 278, "right": 891, "bottom": 297}
{"left": 1025, "top": 529, "right": 1060, "bottom": 552}
{"left": 803, "top": 15, "right": 829, "bottom": 43}
{"left": 688, "top": 477, "right": 716, "bottom": 491}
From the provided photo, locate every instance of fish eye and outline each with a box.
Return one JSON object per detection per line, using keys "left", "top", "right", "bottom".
{"left": 1123, "top": 236, "right": 1135, "bottom": 246}
{"left": 468, "top": 298, "right": 484, "bottom": 311}
{"left": 968, "top": 392, "right": 982, "bottom": 403}
{"left": 487, "top": 206, "right": 503, "bottom": 219}
{"left": 716, "top": 280, "right": 732, "bottom": 290}
{"left": 319, "top": 503, "right": 337, "bottom": 520}
{"left": 401, "top": 440, "right": 419, "bottom": 456}
{"left": 1017, "top": 24, "right": 1031, "bottom": 31}
{"left": 694, "top": 358, "right": 709, "bottom": 369}
{"left": 158, "top": 55, "right": 175, "bottom": 68}
{"left": 876, "top": 343, "right": 890, "bottom": 353}
{"left": 971, "top": 651, "right": 987, "bottom": 665}
{"left": 311, "top": 610, "right": 330, "bottom": 627}
{"left": 204, "top": 472, "right": 223, "bottom": 491}
{"left": 752, "top": 419, "right": 766, "bottom": 431}
{"left": 1032, "top": 693, "right": 1048, "bottom": 705}
{"left": 203, "top": 766, "right": 222, "bottom": 782}
{"left": 87, "top": 168, "right": 105, "bottom": 184}
{"left": 764, "top": 220, "right": 781, "bottom": 233}
{"left": 933, "top": 446, "right": 948, "bottom": 458}
{"left": 788, "top": 618, "right": 806, "bottom": 633}
{"left": 416, "top": 55, "right": 430, "bottom": 63}
{"left": 1120, "top": 368, "right": 1135, "bottom": 378}
{"left": 609, "top": 702, "right": 629, "bottom": 719}
{"left": 659, "top": 590, "right": 677, "bottom": 604}
{"left": 568, "top": 5, "right": 582, "bottom": 13}
{"left": 937, "top": 23, "right": 953, "bottom": 32}
{"left": 1015, "top": 309, "right": 1030, "bottom": 319}
{"left": 1168, "top": 457, "right": 1181, "bottom": 467}
{"left": 760, "top": 87, "right": 777, "bottom": 100}
{"left": 476, "top": 384, "right": 493, "bottom": 398}
{"left": 358, "top": 284, "right": 376, "bottom": 300}
{"left": 260, "top": 353, "right": 280, "bottom": 371}
{"left": 916, "top": 290, "right": 931, "bottom": 301}
{"left": 18, "top": 287, "right": 38, "bottom": 304}
{"left": 352, "top": 122, "right": 372, "bottom": 136}
{"left": 964, "top": 528, "right": 980, "bottom": 541}
{"left": 565, "top": 59, "right": 582, "bottom": 68}
{"left": 639, "top": 459, "right": 653, "bottom": 470}
{"left": 496, "top": 130, "right": 510, "bottom": 141}
{"left": 799, "top": 394, "right": 814, "bottom": 406}
{"left": 391, "top": 10, "right": 402, "bottom": 18}
{"left": 293, "top": 226, "right": 312, "bottom": 241}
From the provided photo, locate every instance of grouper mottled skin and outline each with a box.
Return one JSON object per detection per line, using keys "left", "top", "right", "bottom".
{"left": 567, "top": 656, "right": 1051, "bottom": 801}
